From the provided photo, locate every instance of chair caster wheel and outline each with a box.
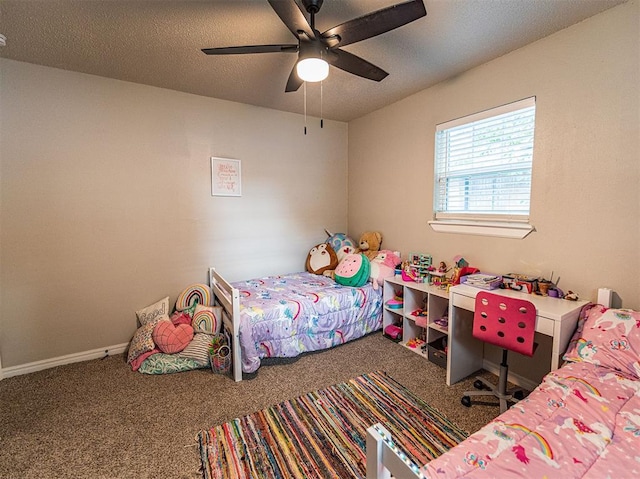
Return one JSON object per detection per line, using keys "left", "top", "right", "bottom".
{"left": 513, "top": 390, "right": 525, "bottom": 400}
{"left": 461, "top": 396, "right": 471, "bottom": 407}
{"left": 473, "top": 379, "right": 485, "bottom": 390}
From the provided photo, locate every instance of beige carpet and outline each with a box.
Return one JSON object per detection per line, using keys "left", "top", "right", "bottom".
{"left": 0, "top": 332, "right": 502, "bottom": 478}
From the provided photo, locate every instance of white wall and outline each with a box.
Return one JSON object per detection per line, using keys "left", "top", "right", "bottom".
{"left": 0, "top": 60, "right": 348, "bottom": 368}
{"left": 348, "top": 1, "right": 639, "bottom": 311}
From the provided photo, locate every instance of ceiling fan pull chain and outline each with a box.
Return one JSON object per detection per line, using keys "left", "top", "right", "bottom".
{"left": 320, "top": 81, "right": 324, "bottom": 129}
{"left": 304, "top": 81, "right": 307, "bottom": 135}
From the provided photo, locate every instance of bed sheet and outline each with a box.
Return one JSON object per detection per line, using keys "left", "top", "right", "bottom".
{"left": 421, "top": 361, "right": 640, "bottom": 478}
{"left": 232, "top": 272, "right": 383, "bottom": 373}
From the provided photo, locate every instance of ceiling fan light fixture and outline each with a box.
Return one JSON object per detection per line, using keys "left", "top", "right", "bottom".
{"left": 296, "top": 57, "right": 329, "bottom": 82}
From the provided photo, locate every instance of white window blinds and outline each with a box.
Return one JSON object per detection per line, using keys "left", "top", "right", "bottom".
{"left": 434, "top": 97, "right": 536, "bottom": 223}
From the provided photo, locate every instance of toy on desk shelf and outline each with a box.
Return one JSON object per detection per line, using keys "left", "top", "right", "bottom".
{"left": 452, "top": 266, "right": 480, "bottom": 285}
{"left": 502, "top": 273, "right": 539, "bottom": 294}
{"left": 433, "top": 314, "right": 449, "bottom": 331}
{"left": 451, "top": 255, "right": 479, "bottom": 285}
{"left": 411, "top": 308, "right": 428, "bottom": 328}
{"left": 406, "top": 337, "right": 426, "bottom": 349}
{"left": 406, "top": 253, "right": 433, "bottom": 283}
{"left": 564, "top": 290, "right": 579, "bottom": 301}
{"left": 401, "top": 261, "right": 418, "bottom": 282}
{"left": 386, "top": 296, "right": 403, "bottom": 309}
{"left": 453, "top": 256, "right": 468, "bottom": 268}
{"left": 384, "top": 324, "right": 403, "bottom": 341}
{"left": 386, "top": 289, "right": 404, "bottom": 309}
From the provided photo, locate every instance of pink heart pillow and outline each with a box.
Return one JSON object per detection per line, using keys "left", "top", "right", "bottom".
{"left": 152, "top": 320, "right": 194, "bottom": 354}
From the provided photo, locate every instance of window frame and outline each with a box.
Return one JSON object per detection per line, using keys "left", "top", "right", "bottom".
{"left": 429, "top": 97, "right": 536, "bottom": 239}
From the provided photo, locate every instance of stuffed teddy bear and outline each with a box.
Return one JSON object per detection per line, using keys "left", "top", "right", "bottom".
{"left": 369, "top": 250, "right": 401, "bottom": 290}
{"left": 357, "top": 231, "right": 382, "bottom": 261}
{"left": 305, "top": 242, "right": 339, "bottom": 275}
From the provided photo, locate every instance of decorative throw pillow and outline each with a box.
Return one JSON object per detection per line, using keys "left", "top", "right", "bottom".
{"left": 563, "top": 304, "right": 640, "bottom": 379}
{"left": 192, "top": 303, "right": 223, "bottom": 334}
{"left": 182, "top": 302, "right": 197, "bottom": 318}
{"left": 127, "top": 322, "right": 158, "bottom": 364}
{"left": 135, "top": 296, "right": 170, "bottom": 326}
{"left": 178, "top": 332, "right": 214, "bottom": 366}
{"left": 326, "top": 232, "right": 357, "bottom": 262}
{"left": 152, "top": 320, "right": 194, "bottom": 354}
{"left": 305, "top": 243, "right": 339, "bottom": 275}
{"left": 175, "top": 284, "right": 213, "bottom": 311}
{"left": 170, "top": 310, "right": 192, "bottom": 327}
{"left": 334, "top": 253, "right": 371, "bottom": 287}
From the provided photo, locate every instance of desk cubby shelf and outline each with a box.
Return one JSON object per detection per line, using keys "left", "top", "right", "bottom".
{"left": 383, "top": 276, "right": 450, "bottom": 365}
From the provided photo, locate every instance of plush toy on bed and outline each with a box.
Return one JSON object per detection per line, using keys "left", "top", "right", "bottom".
{"left": 305, "top": 242, "right": 339, "bottom": 275}
{"left": 334, "top": 253, "right": 371, "bottom": 287}
{"left": 357, "top": 231, "right": 383, "bottom": 261}
{"left": 324, "top": 230, "right": 357, "bottom": 261}
{"left": 370, "top": 250, "right": 401, "bottom": 290}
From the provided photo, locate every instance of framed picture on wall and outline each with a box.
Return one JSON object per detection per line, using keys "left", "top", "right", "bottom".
{"left": 211, "top": 157, "right": 241, "bottom": 197}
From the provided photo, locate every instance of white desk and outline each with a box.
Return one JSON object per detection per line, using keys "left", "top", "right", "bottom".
{"left": 446, "top": 284, "right": 588, "bottom": 386}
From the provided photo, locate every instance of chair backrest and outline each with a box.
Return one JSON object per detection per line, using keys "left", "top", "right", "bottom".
{"left": 473, "top": 291, "right": 537, "bottom": 357}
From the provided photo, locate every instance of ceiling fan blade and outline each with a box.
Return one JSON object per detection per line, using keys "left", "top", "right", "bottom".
{"left": 285, "top": 64, "right": 303, "bottom": 92}
{"left": 267, "top": 0, "right": 315, "bottom": 40}
{"left": 321, "top": 0, "right": 426, "bottom": 48}
{"left": 326, "top": 49, "right": 388, "bottom": 81}
{"left": 202, "top": 44, "right": 298, "bottom": 55}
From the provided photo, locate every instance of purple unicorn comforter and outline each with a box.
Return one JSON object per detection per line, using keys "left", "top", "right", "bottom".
{"left": 232, "top": 272, "right": 383, "bottom": 373}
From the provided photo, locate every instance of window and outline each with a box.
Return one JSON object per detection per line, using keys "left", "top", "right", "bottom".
{"left": 429, "top": 97, "right": 536, "bottom": 239}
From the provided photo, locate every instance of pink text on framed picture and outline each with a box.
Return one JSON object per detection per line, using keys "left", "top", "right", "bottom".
{"left": 211, "top": 157, "right": 241, "bottom": 197}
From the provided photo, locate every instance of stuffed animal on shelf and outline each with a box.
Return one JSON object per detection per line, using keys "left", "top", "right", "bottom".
{"left": 305, "top": 243, "right": 339, "bottom": 275}
{"left": 370, "top": 250, "right": 401, "bottom": 290}
{"left": 357, "top": 231, "right": 382, "bottom": 261}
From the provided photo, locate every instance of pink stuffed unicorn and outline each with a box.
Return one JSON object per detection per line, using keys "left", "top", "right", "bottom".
{"left": 370, "top": 250, "right": 401, "bottom": 290}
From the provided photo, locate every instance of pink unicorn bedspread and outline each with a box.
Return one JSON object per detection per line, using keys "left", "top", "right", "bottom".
{"left": 233, "top": 272, "right": 383, "bottom": 373}
{"left": 421, "top": 361, "right": 640, "bottom": 478}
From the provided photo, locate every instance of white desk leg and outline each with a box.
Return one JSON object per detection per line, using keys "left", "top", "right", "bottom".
{"left": 447, "top": 303, "right": 484, "bottom": 386}
{"left": 552, "top": 311, "right": 581, "bottom": 371}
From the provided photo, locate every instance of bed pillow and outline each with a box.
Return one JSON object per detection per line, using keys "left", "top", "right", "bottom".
{"left": 175, "top": 284, "right": 213, "bottom": 311}
{"left": 192, "top": 304, "right": 223, "bottom": 334}
{"left": 135, "top": 296, "right": 170, "bottom": 326}
{"left": 152, "top": 320, "right": 194, "bottom": 354}
{"left": 563, "top": 304, "right": 640, "bottom": 379}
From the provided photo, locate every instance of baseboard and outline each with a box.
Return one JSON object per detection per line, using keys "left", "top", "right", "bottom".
{"left": 482, "top": 359, "right": 539, "bottom": 392}
{"left": 1, "top": 343, "right": 129, "bottom": 379}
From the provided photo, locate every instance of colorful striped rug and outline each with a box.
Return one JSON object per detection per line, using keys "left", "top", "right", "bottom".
{"left": 197, "top": 371, "right": 468, "bottom": 479}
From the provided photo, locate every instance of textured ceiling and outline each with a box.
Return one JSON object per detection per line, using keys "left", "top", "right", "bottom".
{"left": 0, "top": 0, "right": 627, "bottom": 121}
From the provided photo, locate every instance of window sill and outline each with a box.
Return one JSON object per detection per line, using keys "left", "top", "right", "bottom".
{"left": 428, "top": 220, "right": 535, "bottom": 239}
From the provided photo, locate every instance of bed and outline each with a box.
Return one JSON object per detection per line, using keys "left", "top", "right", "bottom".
{"left": 209, "top": 267, "right": 384, "bottom": 382}
{"left": 366, "top": 301, "right": 640, "bottom": 478}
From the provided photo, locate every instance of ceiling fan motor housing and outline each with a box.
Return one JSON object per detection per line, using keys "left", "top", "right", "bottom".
{"left": 302, "top": 0, "right": 324, "bottom": 15}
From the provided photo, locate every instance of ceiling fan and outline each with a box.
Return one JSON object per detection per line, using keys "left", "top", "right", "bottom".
{"left": 202, "top": 0, "right": 427, "bottom": 92}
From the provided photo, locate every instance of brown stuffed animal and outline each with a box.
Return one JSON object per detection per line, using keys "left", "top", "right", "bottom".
{"left": 305, "top": 243, "right": 339, "bottom": 275}
{"left": 357, "top": 231, "right": 382, "bottom": 261}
